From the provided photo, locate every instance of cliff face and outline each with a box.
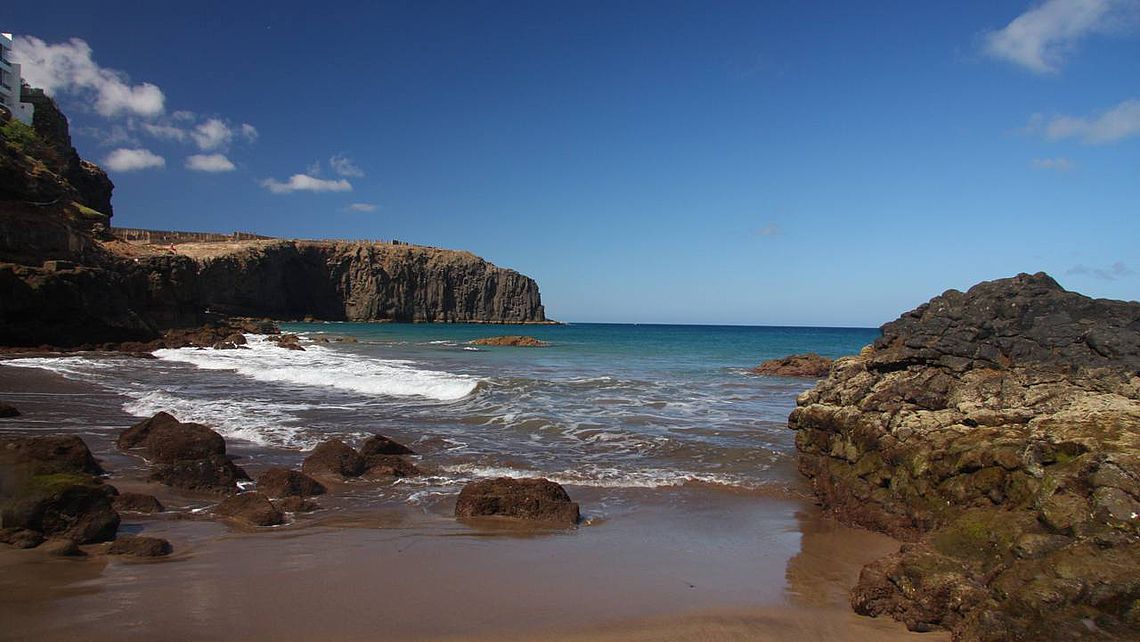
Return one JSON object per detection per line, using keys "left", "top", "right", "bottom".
{"left": 193, "top": 240, "right": 546, "bottom": 323}
{"left": 790, "top": 273, "right": 1140, "bottom": 640}
{"left": 0, "top": 95, "right": 546, "bottom": 346}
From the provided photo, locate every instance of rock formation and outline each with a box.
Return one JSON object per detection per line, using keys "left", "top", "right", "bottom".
{"left": 118, "top": 412, "right": 249, "bottom": 494}
{"left": 751, "top": 353, "right": 833, "bottom": 378}
{"left": 455, "top": 477, "right": 580, "bottom": 526}
{"left": 0, "top": 93, "right": 547, "bottom": 348}
{"left": 470, "top": 335, "right": 550, "bottom": 347}
{"left": 789, "top": 273, "right": 1140, "bottom": 641}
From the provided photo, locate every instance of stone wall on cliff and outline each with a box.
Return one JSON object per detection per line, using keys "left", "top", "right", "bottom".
{"left": 789, "top": 273, "right": 1140, "bottom": 641}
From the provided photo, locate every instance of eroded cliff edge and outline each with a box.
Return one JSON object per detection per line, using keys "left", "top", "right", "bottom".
{"left": 789, "top": 273, "right": 1140, "bottom": 641}
{"left": 0, "top": 93, "right": 546, "bottom": 347}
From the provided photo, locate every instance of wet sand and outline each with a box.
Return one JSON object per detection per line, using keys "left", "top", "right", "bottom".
{"left": 0, "top": 364, "right": 944, "bottom": 641}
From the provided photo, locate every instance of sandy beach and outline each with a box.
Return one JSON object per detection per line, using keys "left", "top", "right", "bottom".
{"left": 0, "top": 363, "right": 942, "bottom": 641}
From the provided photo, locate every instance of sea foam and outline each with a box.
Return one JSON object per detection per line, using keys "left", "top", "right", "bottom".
{"left": 153, "top": 337, "right": 478, "bottom": 401}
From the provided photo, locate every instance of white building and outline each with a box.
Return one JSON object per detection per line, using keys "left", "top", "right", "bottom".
{"left": 0, "top": 32, "right": 35, "bottom": 125}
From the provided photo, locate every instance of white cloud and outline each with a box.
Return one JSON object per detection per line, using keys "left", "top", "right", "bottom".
{"left": 240, "top": 123, "right": 259, "bottom": 142}
{"left": 1031, "top": 157, "right": 1075, "bottom": 170}
{"left": 260, "top": 174, "right": 353, "bottom": 194}
{"left": 1067, "top": 261, "right": 1134, "bottom": 280}
{"left": 185, "top": 154, "right": 236, "bottom": 172}
{"left": 192, "top": 118, "right": 234, "bottom": 150}
{"left": 1024, "top": 98, "right": 1140, "bottom": 144}
{"left": 12, "top": 36, "right": 165, "bottom": 117}
{"left": 103, "top": 148, "right": 165, "bottom": 172}
{"left": 982, "top": 0, "right": 1138, "bottom": 73}
{"left": 330, "top": 154, "right": 365, "bottom": 177}
{"left": 347, "top": 202, "right": 378, "bottom": 212}
{"left": 142, "top": 122, "right": 189, "bottom": 142}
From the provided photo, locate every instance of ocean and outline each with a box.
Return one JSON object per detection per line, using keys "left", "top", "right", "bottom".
{"left": 4, "top": 323, "right": 877, "bottom": 511}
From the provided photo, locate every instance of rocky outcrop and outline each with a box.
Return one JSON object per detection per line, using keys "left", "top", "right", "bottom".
{"left": 470, "top": 335, "right": 549, "bottom": 347}
{"left": 359, "top": 434, "right": 415, "bottom": 457}
{"left": 454, "top": 477, "right": 580, "bottom": 526}
{"left": 301, "top": 440, "right": 366, "bottom": 479}
{"left": 119, "top": 412, "right": 248, "bottom": 494}
{"left": 112, "top": 492, "right": 164, "bottom": 514}
{"left": 789, "top": 273, "right": 1140, "bottom": 641}
{"left": 214, "top": 492, "right": 284, "bottom": 527}
{"left": 255, "top": 468, "right": 326, "bottom": 498}
{"left": 194, "top": 241, "right": 547, "bottom": 323}
{"left": 108, "top": 534, "right": 173, "bottom": 557}
{"left": 751, "top": 353, "right": 833, "bottom": 378}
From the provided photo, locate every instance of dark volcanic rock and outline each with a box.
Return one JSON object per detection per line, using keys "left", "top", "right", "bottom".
{"left": 0, "top": 435, "right": 105, "bottom": 476}
{"left": 751, "top": 353, "right": 833, "bottom": 378}
{"left": 454, "top": 477, "right": 580, "bottom": 526}
{"left": 470, "top": 335, "right": 549, "bottom": 347}
{"left": 214, "top": 492, "right": 284, "bottom": 526}
{"left": 40, "top": 537, "right": 86, "bottom": 557}
{"left": 149, "top": 453, "right": 247, "bottom": 494}
{"left": 112, "top": 492, "right": 165, "bottom": 513}
{"left": 362, "top": 455, "right": 421, "bottom": 478}
{"left": 0, "top": 527, "right": 45, "bottom": 549}
{"left": 117, "top": 412, "right": 183, "bottom": 450}
{"left": 302, "top": 440, "right": 365, "bottom": 478}
{"left": 275, "top": 496, "right": 319, "bottom": 513}
{"left": 139, "top": 421, "right": 226, "bottom": 464}
{"left": 0, "top": 402, "right": 19, "bottom": 417}
{"left": 789, "top": 272, "right": 1140, "bottom": 640}
{"left": 359, "top": 434, "right": 415, "bottom": 457}
{"left": 0, "top": 472, "right": 119, "bottom": 543}
{"left": 256, "top": 468, "right": 326, "bottom": 498}
{"left": 108, "top": 534, "right": 172, "bottom": 557}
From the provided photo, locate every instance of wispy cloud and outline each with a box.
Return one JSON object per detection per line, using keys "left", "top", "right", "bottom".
{"left": 103, "top": 148, "right": 165, "bottom": 172}
{"left": 981, "top": 0, "right": 1138, "bottom": 74}
{"left": 330, "top": 154, "right": 365, "bottom": 177}
{"left": 1023, "top": 98, "right": 1140, "bottom": 144}
{"left": 185, "top": 154, "right": 236, "bottom": 172}
{"left": 756, "top": 223, "right": 782, "bottom": 237}
{"left": 1067, "top": 261, "right": 1135, "bottom": 280}
{"left": 347, "top": 202, "right": 378, "bottom": 212}
{"left": 260, "top": 174, "right": 352, "bottom": 194}
{"left": 1031, "top": 157, "right": 1075, "bottom": 170}
{"left": 13, "top": 36, "right": 164, "bottom": 116}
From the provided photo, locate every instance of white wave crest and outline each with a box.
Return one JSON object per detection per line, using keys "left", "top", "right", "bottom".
{"left": 153, "top": 337, "right": 478, "bottom": 401}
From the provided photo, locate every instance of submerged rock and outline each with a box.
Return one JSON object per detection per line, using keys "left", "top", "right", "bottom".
{"left": 751, "top": 353, "right": 833, "bottom": 378}
{"left": 302, "top": 440, "right": 365, "bottom": 479}
{"left": 361, "top": 455, "right": 421, "bottom": 478}
{"left": 214, "top": 492, "right": 283, "bottom": 527}
{"left": 108, "top": 534, "right": 172, "bottom": 557}
{"left": 275, "top": 496, "right": 319, "bottom": 513}
{"left": 256, "top": 468, "right": 326, "bottom": 498}
{"left": 789, "top": 272, "right": 1140, "bottom": 640}
{"left": 454, "top": 477, "right": 579, "bottom": 526}
{"left": 469, "top": 335, "right": 549, "bottom": 347}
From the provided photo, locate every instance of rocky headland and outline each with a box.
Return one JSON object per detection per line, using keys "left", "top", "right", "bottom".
{"left": 0, "top": 91, "right": 547, "bottom": 349}
{"left": 789, "top": 273, "right": 1140, "bottom": 640}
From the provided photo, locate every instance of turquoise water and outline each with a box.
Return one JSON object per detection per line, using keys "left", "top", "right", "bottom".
{"left": 9, "top": 323, "right": 878, "bottom": 503}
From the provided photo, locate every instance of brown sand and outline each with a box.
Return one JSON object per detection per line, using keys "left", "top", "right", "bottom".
{"left": 0, "top": 365, "right": 944, "bottom": 642}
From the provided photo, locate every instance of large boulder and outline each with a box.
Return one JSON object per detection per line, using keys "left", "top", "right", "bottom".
{"left": 118, "top": 412, "right": 225, "bottom": 463}
{"left": 108, "top": 534, "right": 172, "bottom": 557}
{"left": 454, "top": 477, "right": 580, "bottom": 526}
{"left": 302, "top": 440, "right": 365, "bottom": 478}
{"left": 0, "top": 435, "right": 105, "bottom": 476}
{"left": 112, "top": 492, "right": 164, "bottom": 513}
{"left": 789, "top": 273, "right": 1140, "bottom": 640}
{"left": 255, "top": 468, "right": 326, "bottom": 498}
{"left": 149, "top": 453, "right": 247, "bottom": 494}
{"left": 359, "top": 434, "right": 415, "bottom": 456}
{"left": 214, "top": 492, "right": 283, "bottom": 527}
{"left": 751, "top": 353, "right": 833, "bottom": 378}
{"left": 0, "top": 472, "right": 119, "bottom": 543}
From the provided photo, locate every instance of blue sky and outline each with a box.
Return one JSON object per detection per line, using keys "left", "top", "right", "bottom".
{"left": 5, "top": 1, "right": 1139, "bottom": 325}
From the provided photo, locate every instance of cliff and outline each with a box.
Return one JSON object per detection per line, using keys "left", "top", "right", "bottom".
{"left": 790, "top": 273, "right": 1140, "bottom": 640}
{"left": 0, "top": 94, "right": 546, "bottom": 347}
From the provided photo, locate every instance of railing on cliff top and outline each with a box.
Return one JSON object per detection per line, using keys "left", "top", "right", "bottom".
{"left": 108, "top": 227, "right": 430, "bottom": 248}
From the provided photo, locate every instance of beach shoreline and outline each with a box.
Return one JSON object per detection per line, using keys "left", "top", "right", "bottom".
{"left": 0, "top": 363, "right": 941, "bottom": 641}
